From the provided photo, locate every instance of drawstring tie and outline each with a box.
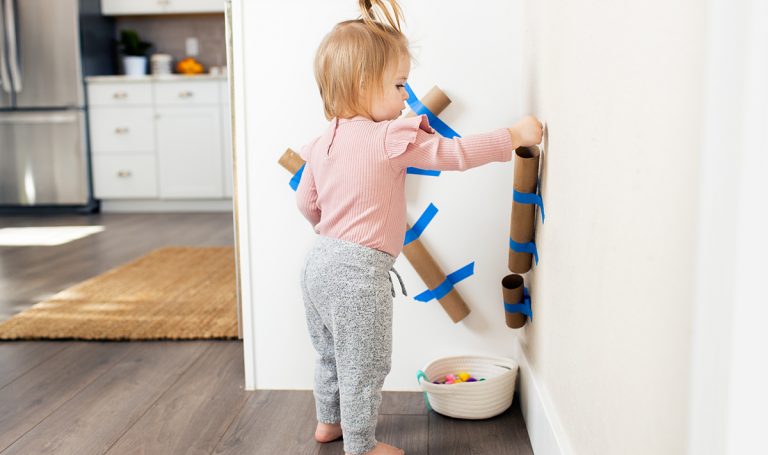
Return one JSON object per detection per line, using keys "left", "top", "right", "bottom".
{"left": 389, "top": 267, "right": 407, "bottom": 297}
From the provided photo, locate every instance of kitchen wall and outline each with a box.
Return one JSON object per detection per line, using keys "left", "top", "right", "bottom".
{"left": 115, "top": 14, "right": 226, "bottom": 70}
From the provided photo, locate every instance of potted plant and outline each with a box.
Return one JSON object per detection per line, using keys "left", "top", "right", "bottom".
{"left": 118, "top": 29, "right": 153, "bottom": 76}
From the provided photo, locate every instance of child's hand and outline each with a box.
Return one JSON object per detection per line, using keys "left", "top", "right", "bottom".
{"left": 508, "top": 115, "right": 544, "bottom": 148}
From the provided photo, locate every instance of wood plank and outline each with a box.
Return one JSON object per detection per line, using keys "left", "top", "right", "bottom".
{"left": 428, "top": 395, "right": 533, "bottom": 455}
{"left": 213, "top": 390, "right": 319, "bottom": 455}
{"left": 0, "top": 341, "right": 208, "bottom": 455}
{"left": 380, "top": 391, "right": 428, "bottom": 415}
{"left": 105, "top": 341, "right": 247, "bottom": 455}
{"left": 0, "top": 213, "right": 234, "bottom": 320}
{"left": 318, "top": 414, "right": 429, "bottom": 455}
{"left": 0, "top": 215, "right": 154, "bottom": 308}
{"left": 0, "top": 342, "right": 135, "bottom": 452}
{"left": 0, "top": 213, "right": 534, "bottom": 454}
{"left": 0, "top": 342, "right": 68, "bottom": 389}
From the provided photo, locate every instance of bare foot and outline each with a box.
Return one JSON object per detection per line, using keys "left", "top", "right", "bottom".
{"left": 346, "top": 441, "right": 405, "bottom": 455}
{"left": 315, "top": 422, "right": 343, "bottom": 443}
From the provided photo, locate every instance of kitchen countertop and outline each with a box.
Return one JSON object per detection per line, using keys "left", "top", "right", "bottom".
{"left": 86, "top": 74, "right": 227, "bottom": 83}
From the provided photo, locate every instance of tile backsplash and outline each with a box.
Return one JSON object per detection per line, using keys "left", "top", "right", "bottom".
{"left": 116, "top": 14, "right": 226, "bottom": 73}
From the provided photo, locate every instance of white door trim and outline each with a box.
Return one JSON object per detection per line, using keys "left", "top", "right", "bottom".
{"left": 227, "top": 0, "right": 257, "bottom": 390}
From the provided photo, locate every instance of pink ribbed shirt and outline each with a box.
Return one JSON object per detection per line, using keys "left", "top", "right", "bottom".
{"left": 296, "top": 114, "right": 513, "bottom": 257}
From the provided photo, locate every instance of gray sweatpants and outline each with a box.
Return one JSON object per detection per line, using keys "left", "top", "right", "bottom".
{"left": 301, "top": 236, "right": 405, "bottom": 455}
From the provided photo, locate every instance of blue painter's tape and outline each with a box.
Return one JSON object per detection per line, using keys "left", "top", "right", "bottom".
{"left": 513, "top": 189, "right": 546, "bottom": 222}
{"left": 504, "top": 287, "right": 533, "bottom": 320}
{"left": 404, "top": 83, "right": 461, "bottom": 139}
{"left": 414, "top": 262, "right": 475, "bottom": 302}
{"left": 404, "top": 203, "right": 438, "bottom": 246}
{"left": 406, "top": 167, "right": 441, "bottom": 176}
{"left": 509, "top": 238, "right": 539, "bottom": 265}
{"left": 289, "top": 164, "right": 305, "bottom": 191}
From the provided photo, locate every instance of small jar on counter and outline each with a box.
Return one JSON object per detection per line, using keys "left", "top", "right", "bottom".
{"left": 150, "top": 54, "right": 173, "bottom": 75}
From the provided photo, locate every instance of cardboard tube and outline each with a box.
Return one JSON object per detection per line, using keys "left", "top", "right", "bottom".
{"left": 277, "top": 148, "right": 305, "bottom": 175}
{"left": 278, "top": 147, "right": 470, "bottom": 323}
{"left": 405, "top": 85, "right": 452, "bottom": 118}
{"left": 402, "top": 231, "right": 471, "bottom": 323}
{"left": 508, "top": 146, "right": 541, "bottom": 273}
{"left": 502, "top": 274, "right": 526, "bottom": 328}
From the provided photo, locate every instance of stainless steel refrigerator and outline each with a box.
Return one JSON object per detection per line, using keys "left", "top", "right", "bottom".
{"left": 0, "top": 0, "right": 114, "bottom": 212}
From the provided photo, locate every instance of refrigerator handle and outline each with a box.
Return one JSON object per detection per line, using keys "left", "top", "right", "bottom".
{"left": 4, "top": 0, "right": 20, "bottom": 93}
{"left": 0, "top": 0, "right": 13, "bottom": 94}
{"left": 0, "top": 113, "right": 79, "bottom": 124}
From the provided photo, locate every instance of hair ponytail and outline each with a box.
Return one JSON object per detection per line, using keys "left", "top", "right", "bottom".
{"left": 314, "top": 1, "right": 410, "bottom": 120}
{"left": 358, "top": 0, "right": 404, "bottom": 32}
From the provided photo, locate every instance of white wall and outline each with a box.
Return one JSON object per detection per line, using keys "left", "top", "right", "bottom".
{"left": 232, "top": 1, "right": 768, "bottom": 454}
{"left": 234, "top": 0, "right": 524, "bottom": 391}
{"left": 688, "top": 1, "right": 768, "bottom": 453}
{"left": 520, "top": 1, "right": 705, "bottom": 454}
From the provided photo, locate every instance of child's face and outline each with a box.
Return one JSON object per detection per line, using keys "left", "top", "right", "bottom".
{"left": 369, "top": 54, "right": 411, "bottom": 122}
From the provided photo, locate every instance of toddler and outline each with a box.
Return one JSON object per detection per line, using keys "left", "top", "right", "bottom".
{"left": 296, "top": 1, "right": 543, "bottom": 454}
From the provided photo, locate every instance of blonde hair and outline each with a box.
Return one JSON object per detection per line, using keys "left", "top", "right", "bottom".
{"left": 314, "top": 0, "right": 410, "bottom": 120}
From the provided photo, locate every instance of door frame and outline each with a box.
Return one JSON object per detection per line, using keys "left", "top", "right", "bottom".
{"left": 226, "top": 0, "right": 257, "bottom": 390}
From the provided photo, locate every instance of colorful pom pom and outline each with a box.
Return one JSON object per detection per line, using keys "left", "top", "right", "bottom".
{"left": 431, "top": 371, "right": 486, "bottom": 384}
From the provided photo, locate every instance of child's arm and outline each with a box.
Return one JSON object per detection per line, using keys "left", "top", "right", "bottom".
{"left": 386, "top": 115, "right": 542, "bottom": 171}
{"left": 296, "top": 162, "right": 321, "bottom": 229}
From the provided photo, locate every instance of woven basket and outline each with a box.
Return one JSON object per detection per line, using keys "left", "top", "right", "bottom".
{"left": 417, "top": 355, "right": 519, "bottom": 419}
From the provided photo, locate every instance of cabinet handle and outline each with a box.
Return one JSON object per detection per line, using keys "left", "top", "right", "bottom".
{"left": 114, "top": 127, "right": 130, "bottom": 134}
{"left": 113, "top": 91, "right": 128, "bottom": 99}
{"left": 178, "top": 91, "right": 194, "bottom": 98}
{"left": 117, "top": 170, "right": 132, "bottom": 178}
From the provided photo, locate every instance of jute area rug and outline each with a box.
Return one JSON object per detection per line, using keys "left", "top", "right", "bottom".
{"left": 0, "top": 247, "right": 238, "bottom": 340}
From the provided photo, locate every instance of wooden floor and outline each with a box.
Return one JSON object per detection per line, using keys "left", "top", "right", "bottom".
{"left": 0, "top": 213, "right": 533, "bottom": 454}
{"left": 0, "top": 213, "right": 235, "bottom": 321}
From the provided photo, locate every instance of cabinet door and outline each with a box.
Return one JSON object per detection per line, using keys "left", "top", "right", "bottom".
{"left": 102, "top": 0, "right": 224, "bottom": 14}
{"left": 88, "top": 82, "right": 153, "bottom": 107}
{"left": 101, "top": 0, "right": 165, "bottom": 15}
{"left": 92, "top": 154, "right": 158, "bottom": 199}
{"left": 156, "top": 107, "right": 223, "bottom": 198}
{"left": 164, "top": 0, "right": 224, "bottom": 13}
{"left": 154, "top": 80, "right": 219, "bottom": 106}
{"left": 90, "top": 107, "right": 155, "bottom": 154}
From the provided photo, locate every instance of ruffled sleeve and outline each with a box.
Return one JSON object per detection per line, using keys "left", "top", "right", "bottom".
{"left": 384, "top": 114, "right": 434, "bottom": 159}
{"left": 298, "top": 136, "right": 320, "bottom": 161}
{"left": 385, "top": 114, "right": 514, "bottom": 172}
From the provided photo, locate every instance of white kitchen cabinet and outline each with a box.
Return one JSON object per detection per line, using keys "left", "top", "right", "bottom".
{"left": 101, "top": 0, "right": 224, "bottom": 15}
{"left": 87, "top": 76, "right": 230, "bottom": 207}
{"left": 154, "top": 80, "right": 220, "bottom": 106}
{"left": 89, "top": 107, "right": 155, "bottom": 153}
{"left": 91, "top": 155, "right": 159, "bottom": 198}
{"left": 87, "top": 80, "right": 157, "bottom": 200}
{"left": 156, "top": 106, "right": 223, "bottom": 198}
{"left": 88, "top": 83, "right": 153, "bottom": 106}
{"left": 164, "top": 0, "right": 224, "bottom": 14}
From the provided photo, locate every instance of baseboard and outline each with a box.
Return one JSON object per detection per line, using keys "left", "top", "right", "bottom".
{"left": 100, "top": 199, "right": 233, "bottom": 212}
{"left": 515, "top": 338, "right": 572, "bottom": 455}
